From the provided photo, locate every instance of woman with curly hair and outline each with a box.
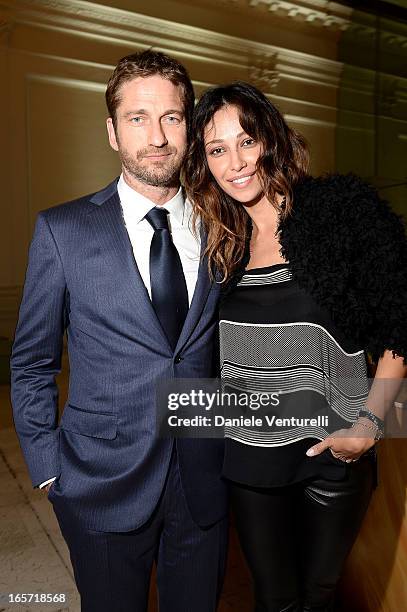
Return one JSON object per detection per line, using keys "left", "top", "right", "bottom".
{"left": 184, "top": 81, "right": 407, "bottom": 612}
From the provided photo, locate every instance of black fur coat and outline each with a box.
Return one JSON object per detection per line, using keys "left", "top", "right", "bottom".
{"left": 227, "top": 173, "right": 407, "bottom": 363}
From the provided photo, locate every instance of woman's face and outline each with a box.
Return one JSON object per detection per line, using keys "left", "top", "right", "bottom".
{"left": 203, "top": 105, "right": 264, "bottom": 204}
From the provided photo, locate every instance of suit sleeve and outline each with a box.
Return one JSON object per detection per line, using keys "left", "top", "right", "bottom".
{"left": 10, "top": 212, "right": 67, "bottom": 487}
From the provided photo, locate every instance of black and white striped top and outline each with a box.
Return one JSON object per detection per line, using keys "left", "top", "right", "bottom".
{"left": 220, "top": 263, "right": 370, "bottom": 486}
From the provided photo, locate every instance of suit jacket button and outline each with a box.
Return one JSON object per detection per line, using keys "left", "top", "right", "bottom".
{"left": 174, "top": 355, "right": 183, "bottom": 364}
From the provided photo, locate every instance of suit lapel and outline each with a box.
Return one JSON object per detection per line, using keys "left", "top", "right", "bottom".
{"left": 87, "top": 181, "right": 171, "bottom": 349}
{"left": 174, "top": 228, "right": 215, "bottom": 353}
{"left": 87, "top": 180, "right": 217, "bottom": 354}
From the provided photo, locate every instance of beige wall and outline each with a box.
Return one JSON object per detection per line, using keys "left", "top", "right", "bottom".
{"left": 0, "top": 0, "right": 357, "bottom": 339}
{"left": 0, "top": 5, "right": 405, "bottom": 330}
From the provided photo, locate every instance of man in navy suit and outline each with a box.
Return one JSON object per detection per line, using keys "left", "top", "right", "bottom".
{"left": 11, "top": 50, "right": 228, "bottom": 612}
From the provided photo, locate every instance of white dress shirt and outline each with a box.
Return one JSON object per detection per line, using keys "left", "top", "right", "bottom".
{"left": 117, "top": 174, "right": 201, "bottom": 304}
{"left": 39, "top": 175, "right": 201, "bottom": 489}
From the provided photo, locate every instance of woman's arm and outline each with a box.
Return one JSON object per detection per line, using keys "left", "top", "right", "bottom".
{"left": 364, "top": 350, "right": 407, "bottom": 420}
{"left": 307, "top": 351, "right": 407, "bottom": 461}
{"left": 307, "top": 175, "right": 407, "bottom": 461}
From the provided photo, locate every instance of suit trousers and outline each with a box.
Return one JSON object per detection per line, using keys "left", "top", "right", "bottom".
{"left": 229, "top": 455, "right": 375, "bottom": 612}
{"left": 50, "top": 449, "right": 228, "bottom": 612}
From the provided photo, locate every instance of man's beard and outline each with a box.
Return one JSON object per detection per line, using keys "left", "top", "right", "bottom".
{"left": 119, "top": 145, "right": 186, "bottom": 188}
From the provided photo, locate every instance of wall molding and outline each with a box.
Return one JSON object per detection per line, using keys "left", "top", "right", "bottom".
{"left": 2, "top": 0, "right": 404, "bottom": 100}
{"left": 2, "top": 0, "right": 353, "bottom": 32}
{"left": 247, "top": 0, "right": 352, "bottom": 30}
{"left": 26, "top": 72, "right": 106, "bottom": 92}
{"left": 195, "top": 0, "right": 407, "bottom": 53}
{"left": 346, "top": 21, "right": 407, "bottom": 52}
{"left": 0, "top": 0, "right": 344, "bottom": 93}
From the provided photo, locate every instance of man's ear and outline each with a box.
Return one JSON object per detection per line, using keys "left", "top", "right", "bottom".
{"left": 106, "top": 117, "right": 119, "bottom": 152}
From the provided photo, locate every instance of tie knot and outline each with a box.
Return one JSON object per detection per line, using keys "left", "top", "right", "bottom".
{"left": 145, "top": 207, "right": 169, "bottom": 231}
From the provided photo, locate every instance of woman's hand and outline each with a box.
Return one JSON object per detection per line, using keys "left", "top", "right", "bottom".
{"left": 306, "top": 422, "right": 377, "bottom": 463}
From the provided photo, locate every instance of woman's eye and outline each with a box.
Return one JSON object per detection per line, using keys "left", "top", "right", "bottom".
{"left": 209, "top": 147, "right": 224, "bottom": 156}
{"left": 242, "top": 138, "right": 255, "bottom": 146}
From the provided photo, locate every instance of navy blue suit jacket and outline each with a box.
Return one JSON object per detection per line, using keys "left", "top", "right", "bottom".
{"left": 11, "top": 179, "right": 227, "bottom": 531}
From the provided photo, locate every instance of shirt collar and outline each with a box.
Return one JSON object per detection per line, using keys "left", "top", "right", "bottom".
{"left": 117, "top": 174, "right": 188, "bottom": 226}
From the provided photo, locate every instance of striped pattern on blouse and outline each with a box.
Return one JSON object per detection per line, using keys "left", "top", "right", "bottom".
{"left": 219, "top": 264, "right": 369, "bottom": 447}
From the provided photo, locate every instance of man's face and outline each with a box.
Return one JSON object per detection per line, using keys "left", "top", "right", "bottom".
{"left": 107, "top": 75, "right": 187, "bottom": 188}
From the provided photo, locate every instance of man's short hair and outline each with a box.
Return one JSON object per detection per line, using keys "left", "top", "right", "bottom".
{"left": 106, "top": 49, "right": 195, "bottom": 132}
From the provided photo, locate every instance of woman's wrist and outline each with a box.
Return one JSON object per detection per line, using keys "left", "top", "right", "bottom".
{"left": 352, "top": 416, "right": 382, "bottom": 441}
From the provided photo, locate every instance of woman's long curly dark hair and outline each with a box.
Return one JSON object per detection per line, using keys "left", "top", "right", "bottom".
{"left": 183, "top": 81, "right": 310, "bottom": 282}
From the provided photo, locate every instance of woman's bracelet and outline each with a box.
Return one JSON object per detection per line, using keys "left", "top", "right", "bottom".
{"left": 354, "top": 409, "right": 384, "bottom": 440}
{"left": 358, "top": 409, "right": 385, "bottom": 430}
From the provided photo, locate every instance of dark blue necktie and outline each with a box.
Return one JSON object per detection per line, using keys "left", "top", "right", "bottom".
{"left": 145, "top": 207, "right": 189, "bottom": 350}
